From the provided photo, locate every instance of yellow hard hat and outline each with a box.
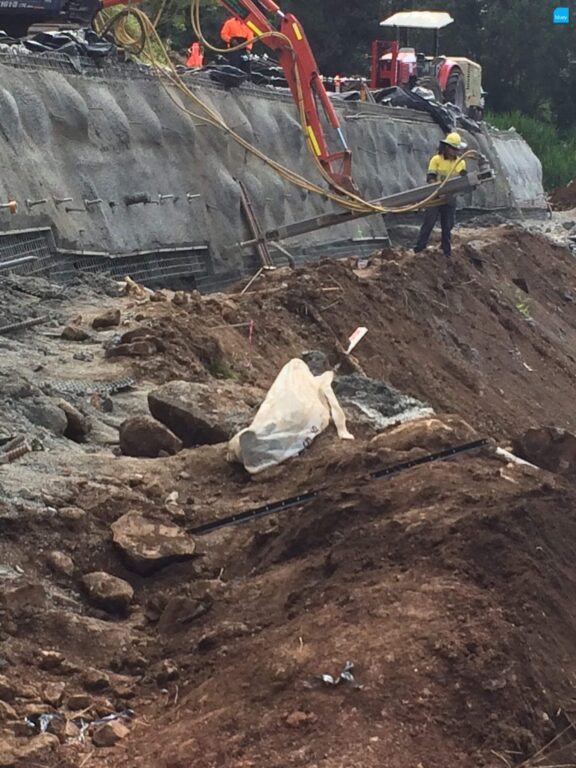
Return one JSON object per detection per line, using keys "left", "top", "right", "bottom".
{"left": 441, "top": 131, "right": 467, "bottom": 150}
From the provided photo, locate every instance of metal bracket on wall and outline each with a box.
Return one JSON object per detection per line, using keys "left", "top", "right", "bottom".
{"left": 237, "top": 179, "right": 274, "bottom": 268}
{"left": 26, "top": 198, "right": 48, "bottom": 210}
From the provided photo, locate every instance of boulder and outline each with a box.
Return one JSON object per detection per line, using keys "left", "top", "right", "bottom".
{"left": 119, "top": 416, "right": 182, "bottom": 458}
{"left": 111, "top": 511, "right": 196, "bottom": 575}
{"left": 512, "top": 426, "right": 576, "bottom": 475}
{"left": 82, "top": 572, "right": 134, "bottom": 615}
{"left": 148, "top": 380, "right": 251, "bottom": 447}
{"left": 92, "top": 309, "right": 121, "bottom": 329}
{"left": 22, "top": 398, "right": 68, "bottom": 436}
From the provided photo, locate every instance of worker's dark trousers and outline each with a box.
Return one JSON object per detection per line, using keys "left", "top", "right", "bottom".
{"left": 227, "top": 39, "right": 251, "bottom": 73}
{"left": 415, "top": 203, "right": 456, "bottom": 256}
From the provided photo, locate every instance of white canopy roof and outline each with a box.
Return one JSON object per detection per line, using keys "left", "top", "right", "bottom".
{"left": 380, "top": 11, "right": 454, "bottom": 29}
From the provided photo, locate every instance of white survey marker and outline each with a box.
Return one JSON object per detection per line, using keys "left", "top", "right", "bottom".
{"left": 345, "top": 326, "right": 368, "bottom": 355}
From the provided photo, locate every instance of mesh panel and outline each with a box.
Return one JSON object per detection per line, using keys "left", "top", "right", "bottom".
{"left": 0, "top": 49, "right": 157, "bottom": 81}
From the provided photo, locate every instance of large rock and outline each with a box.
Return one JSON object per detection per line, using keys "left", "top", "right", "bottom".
{"left": 148, "top": 380, "right": 251, "bottom": 447}
{"left": 119, "top": 416, "right": 182, "bottom": 458}
{"left": 513, "top": 427, "right": 576, "bottom": 475}
{"left": 111, "top": 511, "right": 196, "bottom": 575}
{"left": 82, "top": 572, "right": 134, "bottom": 615}
{"left": 22, "top": 397, "right": 68, "bottom": 436}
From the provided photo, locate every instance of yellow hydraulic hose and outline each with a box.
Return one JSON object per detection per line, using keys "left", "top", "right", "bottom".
{"left": 96, "top": 3, "right": 482, "bottom": 215}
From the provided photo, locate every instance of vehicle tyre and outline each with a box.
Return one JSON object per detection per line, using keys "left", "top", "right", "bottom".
{"left": 444, "top": 68, "right": 466, "bottom": 109}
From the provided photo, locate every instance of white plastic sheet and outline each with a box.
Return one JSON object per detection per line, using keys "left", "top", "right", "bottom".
{"left": 228, "top": 359, "right": 354, "bottom": 474}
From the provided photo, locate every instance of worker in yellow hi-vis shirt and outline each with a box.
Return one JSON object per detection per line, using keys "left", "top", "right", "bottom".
{"left": 414, "top": 132, "right": 467, "bottom": 258}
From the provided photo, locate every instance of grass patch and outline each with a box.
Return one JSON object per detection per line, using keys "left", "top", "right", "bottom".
{"left": 487, "top": 111, "right": 576, "bottom": 191}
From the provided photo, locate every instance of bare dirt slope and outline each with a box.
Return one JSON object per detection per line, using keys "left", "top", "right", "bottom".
{"left": 2, "top": 226, "right": 576, "bottom": 768}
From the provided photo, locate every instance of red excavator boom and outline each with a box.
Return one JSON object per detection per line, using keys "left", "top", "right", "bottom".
{"left": 218, "top": 0, "right": 354, "bottom": 192}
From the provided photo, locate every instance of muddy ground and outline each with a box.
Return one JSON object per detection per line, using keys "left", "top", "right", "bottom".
{"left": 2, "top": 224, "right": 576, "bottom": 767}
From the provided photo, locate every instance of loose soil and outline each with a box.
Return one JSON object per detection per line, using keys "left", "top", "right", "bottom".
{"left": 550, "top": 177, "right": 576, "bottom": 210}
{"left": 2, "top": 226, "right": 576, "bottom": 768}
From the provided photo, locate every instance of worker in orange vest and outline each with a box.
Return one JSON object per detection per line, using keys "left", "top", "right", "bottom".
{"left": 220, "top": 15, "right": 254, "bottom": 50}
{"left": 186, "top": 42, "right": 204, "bottom": 68}
{"left": 220, "top": 15, "right": 254, "bottom": 73}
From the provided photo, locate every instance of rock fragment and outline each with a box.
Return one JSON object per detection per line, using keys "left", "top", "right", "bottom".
{"left": 111, "top": 512, "right": 196, "bottom": 575}
{"left": 82, "top": 572, "right": 134, "bottom": 615}
{"left": 119, "top": 416, "right": 182, "bottom": 458}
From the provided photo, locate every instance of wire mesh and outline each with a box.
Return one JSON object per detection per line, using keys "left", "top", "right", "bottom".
{"left": 0, "top": 49, "right": 156, "bottom": 81}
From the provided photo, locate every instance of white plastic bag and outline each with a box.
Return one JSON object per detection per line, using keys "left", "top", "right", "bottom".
{"left": 228, "top": 359, "right": 354, "bottom": 474}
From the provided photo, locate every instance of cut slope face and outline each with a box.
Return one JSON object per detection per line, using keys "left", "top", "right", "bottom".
{"left": 2, "top": 227, "right": 576, "bottom": 767}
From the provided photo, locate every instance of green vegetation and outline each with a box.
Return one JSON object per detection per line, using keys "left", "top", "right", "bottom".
{"left": 486, "top": 112, "right": 576, "bottom": 191}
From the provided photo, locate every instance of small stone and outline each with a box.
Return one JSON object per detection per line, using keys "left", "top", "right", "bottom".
{"left": 285, "top": 710, "right": 317, "bottom": 728}
{"left": 37, "top": 651, "right": 64, "bottom": 671}
{"left": 106, "top": 340, "right": 161, "bottom": 358}
{"left": 150, "top": 290, "right": 168, "bottom": 302}
{"left": 128, "top": 475, "right": 144, "bottom": 488}
{"left": 92, "top": 719, "right": 130, "bottom": 747}
{"left": 61, "top": 325, "right": 91, "bottom": 342}
{"left": 13, "top": 720, "right": 35, "bottom": 737}
{"left": 82, "top": 572, "right": 134, "bottom": 615}
{"left": 21, "top": 702, "right": 53, "bottom": 716}
{"left": 66, "top": 694, "right": 92, "bottom": 711}
{"left": 82, "top": 669, "right": 110, "bottom": 693}
{"left": 73, "top": 350, "right": 94, "bottom": 362}
{"left": 156, "top": 660, "right": 179, "bottom": 685}
{"left": 42, "top": 682, "right": 66, "bottom": 707}
{"left": 46, "top": 551, "right": 75, "bottom": 578}
{"left": 47, "top": 717, "right": 79, "bottom": 743}
{"left": 92, "top": 309, "right": 121, "bottom": 329}
{"left": 58, "top": 506, "right": 86, "bottom": 529}
{"left": 57, "top": 400, "right": 90, "bottom": 442}
{"left": 172, "top": 291, "right": 189, "bottom": 306}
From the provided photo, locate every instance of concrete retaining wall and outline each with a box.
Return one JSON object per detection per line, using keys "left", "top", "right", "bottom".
{"left": 0, "top": 55, "right": 546, "bottom": 285}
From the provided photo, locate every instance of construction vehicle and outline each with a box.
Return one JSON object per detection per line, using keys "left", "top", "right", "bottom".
{"left": 371, "top": 11, "right": 484, "bottom": 119}
{"left": 0, "top": 0, "right": 125, "bottom": 38}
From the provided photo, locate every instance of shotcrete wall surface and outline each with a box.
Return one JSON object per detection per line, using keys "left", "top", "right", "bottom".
{"left": 0, "top": 56, "right": 546, "bottom": 285}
